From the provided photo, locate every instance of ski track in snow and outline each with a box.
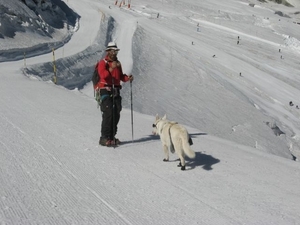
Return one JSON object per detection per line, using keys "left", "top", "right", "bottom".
{"left": 0, "top": 118, "right": 134, "bottom": 224}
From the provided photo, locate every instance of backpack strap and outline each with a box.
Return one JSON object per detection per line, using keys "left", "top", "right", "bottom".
{"left": 103, "top": 59, "right": 109, "bottom": 70}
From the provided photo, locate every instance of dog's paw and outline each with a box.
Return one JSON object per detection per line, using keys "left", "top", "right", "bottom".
{"left": 163, "top": 158, "right": 169, "bottom": 162}
{"left": 178, "top": 162, "right": 186, "bottom": 170}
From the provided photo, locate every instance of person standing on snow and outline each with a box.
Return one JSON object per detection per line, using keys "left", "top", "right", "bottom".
{"left": 94, "top": 42, "right": 134, "bottom": 146}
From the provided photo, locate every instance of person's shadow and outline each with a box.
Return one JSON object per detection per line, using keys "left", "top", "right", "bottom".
{"left": 120, "top": 135, "right": 160, "bottom": 145}
{"left": 121, "top": 132, "right": 207, "bottom": 145}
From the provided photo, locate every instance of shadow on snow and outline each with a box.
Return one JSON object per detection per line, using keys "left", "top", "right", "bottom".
{"left": 121, "top": 133, "right": 219, "bottom": 171}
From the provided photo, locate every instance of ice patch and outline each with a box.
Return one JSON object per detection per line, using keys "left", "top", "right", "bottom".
{"left": 283, "top": 34, "right": 300, "bottom": 52}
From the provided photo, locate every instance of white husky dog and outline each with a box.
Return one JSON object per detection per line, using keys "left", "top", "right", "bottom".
{"left": 152, "top": 114, "right": 195, "bottom": 170}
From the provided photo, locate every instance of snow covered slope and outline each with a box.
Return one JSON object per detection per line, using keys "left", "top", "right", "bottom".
{"left": 1, "top": 0, "right": 300, "bottom": 224}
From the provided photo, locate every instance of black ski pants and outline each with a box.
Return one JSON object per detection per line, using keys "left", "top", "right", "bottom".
{"left": 100, "top": 89, "right": 122, "bottom": 140}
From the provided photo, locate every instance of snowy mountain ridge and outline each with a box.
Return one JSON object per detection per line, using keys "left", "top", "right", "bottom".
{"left": 0, "top": 0, "right": 79, "bottom": 61}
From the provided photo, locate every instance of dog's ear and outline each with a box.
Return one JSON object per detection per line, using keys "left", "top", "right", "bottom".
{"left": 155, "top": 114, "right": 159, "bottom": 120}
{"left": 162, "top": 114, "right": 167, "bottom": 120}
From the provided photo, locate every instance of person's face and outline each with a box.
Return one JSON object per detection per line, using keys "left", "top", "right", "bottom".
{"left": 107, "top": 49, "right": 118, "bottom": 60}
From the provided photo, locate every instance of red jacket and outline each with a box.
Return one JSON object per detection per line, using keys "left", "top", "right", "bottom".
{"left": 94, "top": 56, "right": 130, "bottom": 89}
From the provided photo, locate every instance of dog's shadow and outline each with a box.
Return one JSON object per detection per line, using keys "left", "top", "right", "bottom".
{"left": 121, "top": 133, "right": 220, "bottom": 171}
{"left": 180, "top": 132, "right": 220, "bottom": 171}
{"left": 185, "top": 152, "right": 220, "bottom": 171}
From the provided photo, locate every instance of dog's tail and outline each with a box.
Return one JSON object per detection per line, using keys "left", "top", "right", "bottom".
{"left": 182, "top": 133, "right": 196, "bottom": 159}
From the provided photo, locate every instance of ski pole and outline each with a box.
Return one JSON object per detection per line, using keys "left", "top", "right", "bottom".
{"left": 130, "top": 81, "right": 134, "bottom": 142}
{"left": 112, "top": 77, "right": 115, "bottom": 147}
